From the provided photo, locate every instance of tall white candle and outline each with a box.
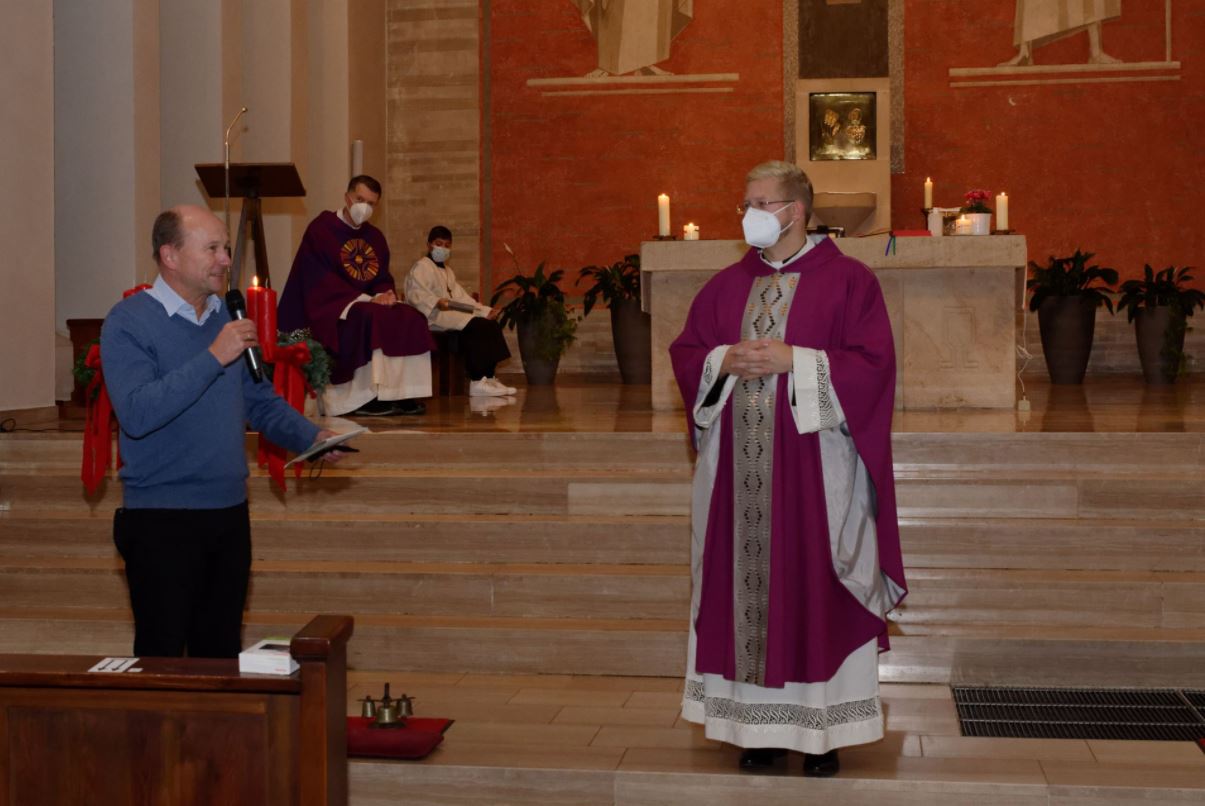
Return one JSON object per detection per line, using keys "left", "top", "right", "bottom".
{"left": 996, "top": 192, "right": 1009, "bottom": 231}
{"left": 924, "top": 177, "right": 934, "bottom": 209}
{"left": 657, "top": 194, "right": 670, "bottom": 236}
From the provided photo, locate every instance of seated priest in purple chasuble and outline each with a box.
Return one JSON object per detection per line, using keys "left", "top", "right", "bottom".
{"left": 278, "top": 175, "right": 433, "bottom": 416}
{"left": 670, "top": 161, "right": 906, "bottom": 776}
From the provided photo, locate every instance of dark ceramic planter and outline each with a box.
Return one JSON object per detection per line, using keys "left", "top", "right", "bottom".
{"left": 609, "top": 297, "right": 651, "bottom": 384}
{"left": 1037, "top": 295, "right": 1097, "bottom": 384}
{"left": 1133, "top": 306, "right": 1184, "bottom": 385}
{"left": 517, "top": 318, "right": 561, "bottom": 385}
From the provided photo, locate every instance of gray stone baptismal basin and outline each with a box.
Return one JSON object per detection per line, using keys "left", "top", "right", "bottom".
{"left": 811, "top": 191, "right": 877, "bottom": 235}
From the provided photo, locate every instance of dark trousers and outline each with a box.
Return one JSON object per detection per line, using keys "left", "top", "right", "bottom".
{"left": 113, "top": 502, "right": 251, "bottom": 659}
{"left": 459, "top": 316, "right": 511, "bottom": 380}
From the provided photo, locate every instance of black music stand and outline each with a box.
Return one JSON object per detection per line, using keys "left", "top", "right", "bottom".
{"left": 195, "top": 162, "right": 306, "bottom": 290}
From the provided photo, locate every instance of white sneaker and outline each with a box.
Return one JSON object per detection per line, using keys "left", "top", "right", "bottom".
{"left": 485, "top": 377, "right": 517, "bottom": 395}
{"left": 469, "top": 378, "right": 510, "bottom": 397}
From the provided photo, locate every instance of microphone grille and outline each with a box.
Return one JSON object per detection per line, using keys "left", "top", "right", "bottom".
{"left": 225, "top": 289, "right": 246, "bottom": 311}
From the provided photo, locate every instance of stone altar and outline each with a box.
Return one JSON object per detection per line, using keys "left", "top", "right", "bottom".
{"left": 641, "top": 235, "right": 1026, "bottom": 411}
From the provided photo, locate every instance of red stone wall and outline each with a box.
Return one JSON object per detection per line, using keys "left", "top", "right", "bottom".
{"left": 485, "top": 1, "right": 784, "bottom": 295}
{"left": 893, "top": 0, "right": 1203, "bottom": 281}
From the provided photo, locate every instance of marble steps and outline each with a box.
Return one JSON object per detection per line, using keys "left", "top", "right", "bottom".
{"left": 346, "top": 764, "right": 1205, "bottom": 806}
{"left": 0, "top": 559, "right": 692, "bottom": 621}
{"left": 0, "top": 607, "right": 686, "bottom": 677}
{"left": 3, "top": 553, "right": 1203, "bottom": 645}
{"left": 3, "top": 606, "right": 1204, "bottom": 689}
{"left": 0, "top": 469, "right": 693, "bottom": 517}
{"left": 0, "top": 432, "right": 695, "bottom": 473}
{"left": 0, "top": 513, "right": 691, "bottom": 565}
{"left": 3, "top": 430, "right": 1202, "bottom": 474}
{"left": 4, "top": 462, "right": 1205, "bottom": 520}
{"left": 2, "top": 511, "right": 1202, "bottom": 571}
{"left": 899, "top": 516, "right": 1205, "bottom": 571}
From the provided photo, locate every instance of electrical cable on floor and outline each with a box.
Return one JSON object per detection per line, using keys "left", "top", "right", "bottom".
{"left": 1016, "top": 307, "right": 1032, "bottom": 413}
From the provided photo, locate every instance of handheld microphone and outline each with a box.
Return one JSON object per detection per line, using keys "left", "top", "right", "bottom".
{"left": 224, "top": 289, "right": 264, "bottom": 383}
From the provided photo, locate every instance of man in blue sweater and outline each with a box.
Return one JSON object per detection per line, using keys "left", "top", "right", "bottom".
{"left": 101, "top": 204, "right": 340, "bottom": 658}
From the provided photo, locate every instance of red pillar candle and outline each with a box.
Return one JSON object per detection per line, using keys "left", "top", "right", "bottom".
{"left": 246, "top": 277, "right": 278, "bottom": 362}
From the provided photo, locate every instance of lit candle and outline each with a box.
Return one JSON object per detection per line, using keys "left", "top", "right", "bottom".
{"left": 996, "top": 192, "right": 1009, "bottom": 231}
{"left": 924, "top": 177, "right": 934, "bottom": 209}
{"left": 246, "top": 276, "right": 278, "bottom": 362}
{"left": 683, "top": 222, "right": 699, "bottom": 240}
{"left": 657, "top": 193, "right": 670, "bottom": 237}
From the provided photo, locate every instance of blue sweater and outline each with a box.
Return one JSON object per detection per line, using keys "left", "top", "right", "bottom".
{"left": 100, "top": 291, "right": 321, "bottom": 509}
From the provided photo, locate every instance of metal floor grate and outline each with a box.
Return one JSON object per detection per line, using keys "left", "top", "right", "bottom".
{"left": 952, "top": 687, "right": 1205, "bottom": 741}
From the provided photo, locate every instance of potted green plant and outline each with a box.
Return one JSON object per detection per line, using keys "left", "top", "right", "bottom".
{"left": 1026, "top": 249, "right": 1117, "bottom": 384}
{"left": 491, "top": 259, "right": 578, "bottom": 385}
{"left": 578, "top": 253, "right": 650, "bottom": 384}
{"left": 1116, "top": 264, "right": 1205, "bottom": 384}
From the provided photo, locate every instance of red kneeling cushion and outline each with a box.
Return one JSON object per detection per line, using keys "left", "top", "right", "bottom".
{"left": 346, "top": 716, "right": 454, "bottom": 760}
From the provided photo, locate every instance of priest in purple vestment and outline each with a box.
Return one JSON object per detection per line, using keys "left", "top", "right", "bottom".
{"left": 670, "top": 161, "right": 906, "bottom": 777}
{"left": 277, "top": 175, "right": 433, "bottom": 416}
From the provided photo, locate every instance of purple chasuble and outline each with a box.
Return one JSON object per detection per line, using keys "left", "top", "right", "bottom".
{"left": 278, "top": 211, "right": 434, "bottom": 384}
{"left": 670, "top": 239, "right": 906, "bottom": 687}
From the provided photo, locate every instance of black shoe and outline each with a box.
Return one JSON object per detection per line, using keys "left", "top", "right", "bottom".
{"left": 802, "top": 749, "right": 839, "bottom": 777}
{"left": 738, "top": 748, "right": 785, "bottom": 769}
{"left": 351, "top": 398, "right": 398, "bottom": 417}
{"left": 394, "top": 399, "right": 426, "bottom": 416}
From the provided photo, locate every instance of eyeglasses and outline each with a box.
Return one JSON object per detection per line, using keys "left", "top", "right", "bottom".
{"left": 737, "top": 199, "right": 796, "bottom": 215}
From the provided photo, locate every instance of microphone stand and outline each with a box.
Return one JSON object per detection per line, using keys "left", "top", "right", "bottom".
{"left": 223, "top": 107, "right": 248, "bottom": 290}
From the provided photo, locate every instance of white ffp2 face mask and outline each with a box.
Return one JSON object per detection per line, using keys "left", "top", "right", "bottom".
{"left": 348, "top": 201, "right": 373, "bottom": 226}
{"left": 430, "top": 246, "right": 451, "bottom": 263}
{"left": 742, "top": 204, "right": 794, "bottom": 249}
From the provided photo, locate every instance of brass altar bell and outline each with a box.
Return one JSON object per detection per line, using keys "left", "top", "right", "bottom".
{"left": 397, "top": 693, "right": 415, "bottom": 718}
{"left": 359, "top": 694, "right": 377, "bottom": 719}
{"left": 373, "top": 682, "right": 404, "bottom": 728}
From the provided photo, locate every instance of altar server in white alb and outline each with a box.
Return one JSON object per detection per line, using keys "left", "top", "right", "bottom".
{"left": 403, "top": 226, "right": 515, "bottom": 397}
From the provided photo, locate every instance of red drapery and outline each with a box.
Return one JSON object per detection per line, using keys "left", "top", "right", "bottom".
{"left": 81, "top": 284, "right": 150, "bottom": 495}
{"left": 258, "top": 341, "right": 314, "bottom": 492}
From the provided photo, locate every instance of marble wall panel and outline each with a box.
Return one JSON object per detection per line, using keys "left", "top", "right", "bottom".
{"left": 385, "top": 0, "right": 483, "bottom": 295}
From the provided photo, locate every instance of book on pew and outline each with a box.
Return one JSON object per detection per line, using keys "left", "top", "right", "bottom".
{"left": 239, "top": 638, "right": 299, "bottom": 676}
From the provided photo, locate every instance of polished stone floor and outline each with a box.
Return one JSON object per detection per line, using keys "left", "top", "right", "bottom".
{"left": 333, "top": 374, "right": 1205, "bottom": 435}
{"left": 345, "top": 671, "right": 1205, "bottom": 802}
{"left": 33, "top": 374, "right": 1203, "bottom": 437}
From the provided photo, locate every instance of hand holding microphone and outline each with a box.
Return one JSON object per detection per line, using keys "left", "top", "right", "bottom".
{"left": 218, "top": 290, "right": 264, "bottom": 382}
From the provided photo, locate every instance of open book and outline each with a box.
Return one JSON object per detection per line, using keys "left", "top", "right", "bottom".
{"left": 285, "top": 426, "right": 367, "bottom": 468}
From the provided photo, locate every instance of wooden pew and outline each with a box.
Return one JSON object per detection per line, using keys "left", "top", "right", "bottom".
{"left": 0, "top": 614, "right": 352, "bottom": 806}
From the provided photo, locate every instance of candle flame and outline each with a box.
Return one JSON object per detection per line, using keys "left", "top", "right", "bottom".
{"left": 251, "top": 276, "right": 260, "bottom": 288}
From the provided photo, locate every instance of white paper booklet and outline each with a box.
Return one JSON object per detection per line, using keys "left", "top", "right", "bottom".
{"left": 239, "top": 637, "right": 299, "bottom": 676}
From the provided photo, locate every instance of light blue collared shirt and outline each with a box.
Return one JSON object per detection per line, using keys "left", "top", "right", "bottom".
{"left": 146, "top": 275, "right": 223, "bottom": 326}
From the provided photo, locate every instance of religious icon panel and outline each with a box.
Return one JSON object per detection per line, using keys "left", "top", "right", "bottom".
{"left": 809, "top": 92, "right": 876, "bottom": 161}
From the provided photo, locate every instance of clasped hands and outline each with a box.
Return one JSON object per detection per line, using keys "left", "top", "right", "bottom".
{"left": 720, "top": 339, "right": 794, "bottom": 380}
{"left": 372, "top": 290, "right": 399, "bottom": 306}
